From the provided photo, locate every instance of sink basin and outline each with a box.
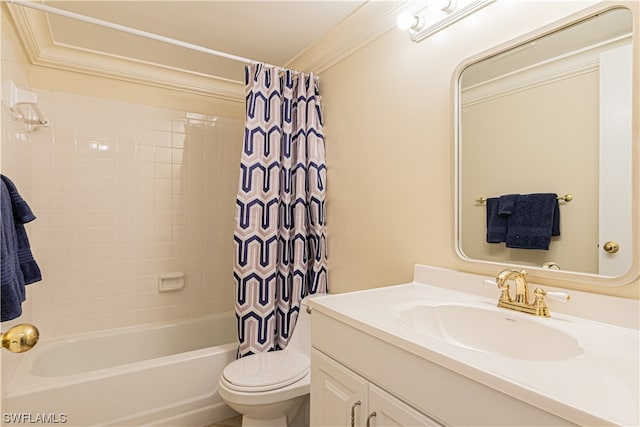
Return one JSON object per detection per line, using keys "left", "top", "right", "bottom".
{"left": 396, "top": 303, "right": 583, "bottom": 360}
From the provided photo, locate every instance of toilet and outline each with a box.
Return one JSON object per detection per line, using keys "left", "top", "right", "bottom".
{"left": 218, "top": 297, "right": 312, "bottom": 427}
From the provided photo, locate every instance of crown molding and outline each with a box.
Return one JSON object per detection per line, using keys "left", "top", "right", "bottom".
{"left": 284, "top": 1, "right": 408, "bottom": 74}
{"left": 461, "top": 34, "right": 632, "bottom": 107}
{"left": 5, "top": 1, "right": 407, "bottom": 96}
{"left": 36, "top": 42, "right": 244, "bottom": 101}
{"left": 3, "top": 2, "right": 51, "bottom": 63}
{"left": 461, "top": 56, "right": 599, "bottom": 108}
{"left": 4, "top": 2, "right": 243, "bottom": 102}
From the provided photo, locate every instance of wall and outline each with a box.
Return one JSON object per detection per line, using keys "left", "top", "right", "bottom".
{"left": 317, "top": 0, "right": 639, "bottom": 298}
{"left": 1, "top": 9, "right": 32, "bottom": 220}
{"left": 1, "top": 9, "right": 37, "bottom": 402}
{"left": 24, "top": 92, "right": 243, "bottom": 338}
{"left": 29, "top": 66, "right": 244, "bottom": 121}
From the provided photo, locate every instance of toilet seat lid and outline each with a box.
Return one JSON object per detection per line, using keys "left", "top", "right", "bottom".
{"left": 223, "top": 349, "right": 310, "bottom": 392}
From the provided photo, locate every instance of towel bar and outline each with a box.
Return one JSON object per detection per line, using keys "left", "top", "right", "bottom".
{"left": 475, "top": 194, "right": 573, "bottom": 205}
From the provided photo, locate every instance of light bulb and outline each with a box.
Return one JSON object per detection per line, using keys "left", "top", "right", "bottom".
{"left": 431, "top": 0, "right": 457, "bottom": 13}
{"left": 396, "top": 11, "right": 417, "bottom": 30}
{"left": 396, "top": 11, "right": 425, "bottom": 31}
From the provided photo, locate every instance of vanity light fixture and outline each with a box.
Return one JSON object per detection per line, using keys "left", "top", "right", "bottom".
{"left": 398, "top": 0, "right": 497, "bottom": 42}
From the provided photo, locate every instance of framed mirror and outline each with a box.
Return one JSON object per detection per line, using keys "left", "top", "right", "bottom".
{"left": 456, "top": 6, "right": 637, "bottom": 286}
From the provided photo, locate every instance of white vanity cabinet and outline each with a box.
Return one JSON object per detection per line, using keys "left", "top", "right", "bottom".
{"left": 311, "top": 348, "right": 441, "bottom": 427}
{"left": 310, "top": 300, "right": 577, "bottom": 427}
{"left": 310, "top": 347, "right": 368, "bottom": 427}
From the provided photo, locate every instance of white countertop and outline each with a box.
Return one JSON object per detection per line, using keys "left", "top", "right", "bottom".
{"left": 309, "top": 266, "right": 639, "bottom": 426}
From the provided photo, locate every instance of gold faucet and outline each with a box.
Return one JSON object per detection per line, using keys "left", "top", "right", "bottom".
{"left": 494, "top": 269, "right": 569, "bottom": 317}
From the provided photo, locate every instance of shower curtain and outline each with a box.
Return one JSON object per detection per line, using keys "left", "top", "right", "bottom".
{"left": 233, "top": 63, "right": 327, "bottom": 357}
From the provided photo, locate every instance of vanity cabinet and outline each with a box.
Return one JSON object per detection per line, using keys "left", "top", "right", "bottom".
{"left": 310, "top": 304, "right": 576, "bottom": 426}
{"left": 311, "top": 348, "right": 442, "bottom": 426}
{"left": 310, "top": 347, "right": 368, "bottom": 427}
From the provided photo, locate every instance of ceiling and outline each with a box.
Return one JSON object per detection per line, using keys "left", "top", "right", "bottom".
{"left": 5, "top": 1, "right": 405, "bottom": 99}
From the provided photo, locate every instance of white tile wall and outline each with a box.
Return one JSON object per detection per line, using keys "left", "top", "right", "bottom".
{"left": 6, "top": 89, "right": 243, "bottom": 339}
{"left": 2, "top": 13, "right": 41, "bottom": 395}
{"left": 1, "top": 13, "right": 33, "bottom": 196}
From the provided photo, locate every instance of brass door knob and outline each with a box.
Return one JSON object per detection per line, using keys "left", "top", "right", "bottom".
{"left": 1, "top": 323, "right": 39, "bottom": 353}
{"left": 603, "top": 241, "right": 620, "bottom": 254}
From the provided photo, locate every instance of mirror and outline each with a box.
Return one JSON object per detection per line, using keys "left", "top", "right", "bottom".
{"left": 457, "top": 7, "right": 636, "bottom": 284}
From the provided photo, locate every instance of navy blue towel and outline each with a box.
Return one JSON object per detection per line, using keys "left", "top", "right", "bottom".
{"left": 486, "top": 198, "right": 504, "bottom": 242}
{"left": 506, "top": 193, "right": 560, "bottom": 250}
{"left": 1, "top": 175, "right": 41, "bottom": 321}
{"left": 498, "top": 194, "right": 516, "bottom": 217}
{"left": 486, "top": 194, "right": 517, "bottom": 243}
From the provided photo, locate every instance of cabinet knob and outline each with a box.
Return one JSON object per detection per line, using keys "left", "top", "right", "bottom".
{"left": 350, "top": 401, "right": 361, "bottom": 427}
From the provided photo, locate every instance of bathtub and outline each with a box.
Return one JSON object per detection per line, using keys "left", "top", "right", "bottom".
{"left": 5, "top": 313, "right": 239, "bottom": 426}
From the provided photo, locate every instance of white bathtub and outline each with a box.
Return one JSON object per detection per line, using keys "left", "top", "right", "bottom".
{"left": 5, "top": 313, "right": 239, "bottom": 426}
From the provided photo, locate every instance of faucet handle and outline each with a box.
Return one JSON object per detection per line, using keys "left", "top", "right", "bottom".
{"left": 484, "top": 279, "right": 511, "bottom": 303}
{"left": 531, "top": 287, "right": 571, "bottom": 317}
{"left": 544, "top": 291, "right": 571, "bottom": 303}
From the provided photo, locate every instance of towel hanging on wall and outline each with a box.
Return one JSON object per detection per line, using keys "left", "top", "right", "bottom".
{"left": 506, "top": 193, "right": 560, "bottom": 250}
{"left": 485, "top": 195, "right": 517, "bottom": 243}
{"left": 1, "top": 175, "right": 42, "bottom": 321}
{"left": 486, "top": 193, "right": 560, "bottom": 250}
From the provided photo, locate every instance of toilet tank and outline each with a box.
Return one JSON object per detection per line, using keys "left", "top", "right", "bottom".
{"left": 285, "top": 296, "right": 312, "bottom": 355}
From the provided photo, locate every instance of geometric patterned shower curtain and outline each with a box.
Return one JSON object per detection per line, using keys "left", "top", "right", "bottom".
{"left": 233, "top": 63, "right": 328, "bottom": 357}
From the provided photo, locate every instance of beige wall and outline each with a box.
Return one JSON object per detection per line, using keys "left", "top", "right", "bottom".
{"left": 319, "top": 1, "right": 639, "bottom": 298}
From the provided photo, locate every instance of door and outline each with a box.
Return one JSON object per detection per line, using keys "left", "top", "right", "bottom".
{"left": 311, "top": 348, "right": 368, "bottom": 427}
{"left": 599, "top": 43, "right": 632, "bottom": 276}
{"left": 367, "top": 384, "right": 442, "bottom": 427}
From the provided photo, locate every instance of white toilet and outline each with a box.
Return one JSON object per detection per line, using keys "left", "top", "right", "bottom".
{"left": 218, "top": 297, "right": 312, "bottom": 427}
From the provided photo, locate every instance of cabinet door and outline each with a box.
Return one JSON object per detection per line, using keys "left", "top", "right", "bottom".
{"left": 311, "top": 349, "right": 369, "bottom": 427}
{"left": 368, "top": 384, "right": 443, "bottom": 427}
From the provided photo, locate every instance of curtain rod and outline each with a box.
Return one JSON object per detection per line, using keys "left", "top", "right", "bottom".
{"left": 9, "top": 0, "right": 279, "bottom": 68}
